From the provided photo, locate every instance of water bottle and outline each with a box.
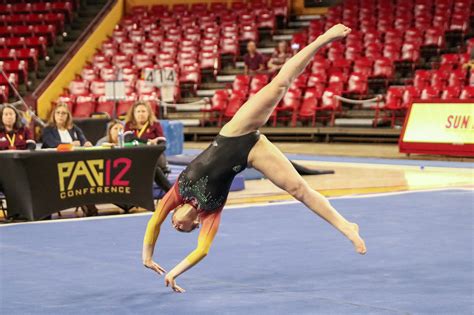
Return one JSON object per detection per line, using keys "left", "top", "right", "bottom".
{"left": 118, "top": 129, "right": 124, "bottom": 148}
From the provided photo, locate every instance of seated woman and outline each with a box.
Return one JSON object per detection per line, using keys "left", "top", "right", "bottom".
{"left": 0, "top": 104, "right": 35, "bottom": 151}
{"left": 124, "top": 101, "right": 171, "bottom": 192}
{"left": 96, "top": 119, "right": 124, "bottom": 146}
{"left": 267, "top": 41, "right": 293, "bottom": 74}
{"left": 41, "top": 103, "right": 93, "bottom": 149}
{"left": 41, "top": 103, "right": 96, "bottom": 216}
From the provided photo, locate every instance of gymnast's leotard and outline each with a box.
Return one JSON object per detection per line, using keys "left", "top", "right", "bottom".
{"left": 177, "top": 130, "right": 261, "bottom": 212}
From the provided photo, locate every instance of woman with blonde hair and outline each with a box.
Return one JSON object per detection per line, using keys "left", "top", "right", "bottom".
{"left": 42, "top": 103, "right": 92, "bottom": 149}
{"left": 125, "top": 101, "right": 171, "bottom": 192}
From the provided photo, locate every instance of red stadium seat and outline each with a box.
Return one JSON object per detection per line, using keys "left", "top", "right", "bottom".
{"left": 460, "top": 86, "right": 474, "bottom": 100}
{"left": 316, "top": 88, "right": 341, "bottom": 127}
{"left": 96, "top": 96, "right": 115, "bottom": 118}
{"left": 294, "top": 96, "right": 318, "bottom": 127}
{"left": 201, "top": 89, "right": 228, "bottom": 126}
{"left": 218, "top": 92, "right": 245, "bottom": 126}
{"left": 89, "top": 79, "right": 105, "bottom": 96}
{"left": 257, "top": 11, "right": 276, "bottom": 34}
{"left": 68, "top": 79, "right": 88, "bottom": 95}
{"left": 347, "top": 72, "right": 368, "bottom": 97}
{"left": 420, "top": 86, "right": 440, "bottom": 100}
{"left": 239, "top": 24, "right": 258, "bottom": 42}
{"left": 74, "top": 95, "right": 96, "bottom": 118}
{"left": 232, "top": 74, "right": 250, "bottom": 96}
{"left": 441, "top": 86, "right": 461, "bottom": 100}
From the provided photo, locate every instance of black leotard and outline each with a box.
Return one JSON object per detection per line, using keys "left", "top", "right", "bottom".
{"left": 178, "top": 130, "right": 261, "bottom": 212}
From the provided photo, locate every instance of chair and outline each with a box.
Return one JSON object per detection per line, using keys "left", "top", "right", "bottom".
{"left": 68, "top": 79, "right": 88, "bottom": 95}
{"left": 372, "top": 86, "right": 404, "bottom": 128}
{"left": 420, "top": 87, "right": 440, "bottom": 100}
{"left": 294, "top": 97, "right": 318, "bottom": 126}
{"left": 273, "top": 88, "right": 302, "bottom": 126}
{"left": 347, "top": 72, "right": 368, "bottom": 98}
{"left": 201, "top": 90, "right": 228, "bottom": 126}
{"left": 73, "top": 95, "right": 96, "bottom": 118}
{"left": 316, "top": 88, "right": 341, "bottom": 127}
{"left": 460, "top": 86, "right": 474, "bottom": 99}
{"left": 218, "top": 92, "right": 245, "bottom": 126}
{"left": 441, "top": 86, "right": 461, "bottom": 100}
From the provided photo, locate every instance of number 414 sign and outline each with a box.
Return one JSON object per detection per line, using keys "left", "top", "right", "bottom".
{"left": 143, "top": 68, "right": 176, "bottom": 87}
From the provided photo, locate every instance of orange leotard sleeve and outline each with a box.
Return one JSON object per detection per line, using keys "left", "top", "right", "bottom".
{"left": 143, "top": 183, "right": 182, "bottom": 246}
{"left": 185, "top": 210, "right": 222, "bottom": 265}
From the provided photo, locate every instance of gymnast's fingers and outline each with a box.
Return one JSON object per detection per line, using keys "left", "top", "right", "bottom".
{"left": 154, "top": 263, "right": 166, "bottom": 274}
{"left": 174, "top": 285, "right": 186, "bottom": 293}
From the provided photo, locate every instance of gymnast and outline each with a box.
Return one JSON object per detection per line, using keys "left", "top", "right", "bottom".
{"left": 142, "top": 24, "right": 366, "bottom": 293}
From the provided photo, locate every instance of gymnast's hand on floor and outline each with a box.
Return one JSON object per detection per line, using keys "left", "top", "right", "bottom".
{"left": 165, "top": 274, "right": 186, "bottom": 293}
{"left": 143, "top": 260, "right": 166, "bottom": 276}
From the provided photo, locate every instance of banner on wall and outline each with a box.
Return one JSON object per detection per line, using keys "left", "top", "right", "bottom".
{"left": 399, "top": 101, "right": 474, "bottom": 156}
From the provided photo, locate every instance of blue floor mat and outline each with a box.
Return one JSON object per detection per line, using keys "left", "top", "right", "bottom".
{"left": 1, "top": 189, "right": 472, "bottom": 315}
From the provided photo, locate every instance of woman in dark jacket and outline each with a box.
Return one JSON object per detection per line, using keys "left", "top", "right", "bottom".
{"left": 42, "top": 103, "right": 92, "bottom": 149}
{"left": 41, "top": 103, "right": 96, "bottom": 216}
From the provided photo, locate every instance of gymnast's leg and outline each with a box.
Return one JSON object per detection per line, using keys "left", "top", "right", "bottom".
{"left": 220, "top": 24, "right": 352, "bottom": 137}
{"left": 248, "top": 135, "right": 366, "bottom": 254}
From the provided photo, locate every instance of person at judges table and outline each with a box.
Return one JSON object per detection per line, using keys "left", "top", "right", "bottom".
{"left": 41, "top": 103, "right": 97, "bottom": 216}
{"left": 41, "top": 103, "right": 93, "bottom": 149}
{"left": 124, "top": 101, "right": 172, "bottom": 192}
{"left": 0, "top": 104, "right": 35, "bottom": 151}
{"left": 96, "top": 119, "right": 124, "bottom": 146}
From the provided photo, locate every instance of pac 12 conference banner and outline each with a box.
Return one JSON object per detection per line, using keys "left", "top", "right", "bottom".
{"left": 399, "top": 101, "right": 474, "bottom": 156}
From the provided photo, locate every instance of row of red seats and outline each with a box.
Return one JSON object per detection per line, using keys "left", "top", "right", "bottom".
{"left": 0, "top": 48, "right": 38, "bottom": 72}
{"left": 0, "top": 36, "right": 47, "bottom": 58}
{"left": 0, "top": 25, "right": 56, "bottom": 45}
{"left": 128, "top": 0, "right": 288, "bottom": 22}
{"left": 203, "top": 81, "right": 474, "bottom": 128}
{"left": 99, "top": 36, "right": 239, "bottom": 63}
{"left": 110, "top": 24, "right": 254, "bottom": 50}
{"left": 201, "top": 85, "right": 344, "bottom": 128}
{"left": 124, "top": 11, "right": 276, "bottom": 33}
{"left": 113, "top": 13, "right": 273, "bottom": 46}
{"left": 326, "top": 0, "right": 471, "bottom": 33}
{"left": 0, "top": 60, "right": 28, "bottom": 83}
{"left": 0, "top": 2, "right": 73, "bottom": 22}
{"left": 0, "top": 0, "right": 79, "bottom": 10}
{"left": 55, "top": 92, "right": 165, "bottom": 119}
{"left": 0, "top": 13, "right": 65, "bottom": 31}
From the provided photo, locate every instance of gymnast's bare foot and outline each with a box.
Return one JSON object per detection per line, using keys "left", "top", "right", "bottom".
{"left": 344, "top": 223, "right": 367, "bottom": 255}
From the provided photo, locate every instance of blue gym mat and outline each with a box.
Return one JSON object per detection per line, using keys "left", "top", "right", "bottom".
{"left": 1, "top": 189, "right": 472, "bottom": 314}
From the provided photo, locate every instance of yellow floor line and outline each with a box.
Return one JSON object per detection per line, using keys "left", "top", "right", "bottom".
{"left": 226, "top": 184, "right": 467, "bottom": 205}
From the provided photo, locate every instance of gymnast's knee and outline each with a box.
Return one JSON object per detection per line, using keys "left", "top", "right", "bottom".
{"left": 286, "top": 180, "right": 309, "bottom": 201}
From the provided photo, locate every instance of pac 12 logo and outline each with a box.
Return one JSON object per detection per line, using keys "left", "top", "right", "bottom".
{"left": 57, "top": 158, "right": 132, "bottom": 199}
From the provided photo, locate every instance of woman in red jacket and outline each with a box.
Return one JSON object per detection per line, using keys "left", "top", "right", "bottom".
{"left": 125, "top": 101, "right": 171, "bottom": 192}
{"left": 0, "top": 104, "right": 34, "bottom": 150}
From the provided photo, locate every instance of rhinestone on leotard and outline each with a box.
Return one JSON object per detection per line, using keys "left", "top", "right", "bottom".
{"left": 178, "top": 173, "right": 226, "bottom": 212}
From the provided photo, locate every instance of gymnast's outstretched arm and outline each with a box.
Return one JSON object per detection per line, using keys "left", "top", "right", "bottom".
{"left": 142, "top": 187, "right": 182, "bottom": 274}
{"left": 164, "top": 211, "right": 222, "bottom": 293}
{"left": 220, "top": 24, "right": 352, "bottom": 137}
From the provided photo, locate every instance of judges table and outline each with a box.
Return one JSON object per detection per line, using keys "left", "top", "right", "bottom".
{"left": 0, "top": 145, "right": 165, "bottom": 221}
